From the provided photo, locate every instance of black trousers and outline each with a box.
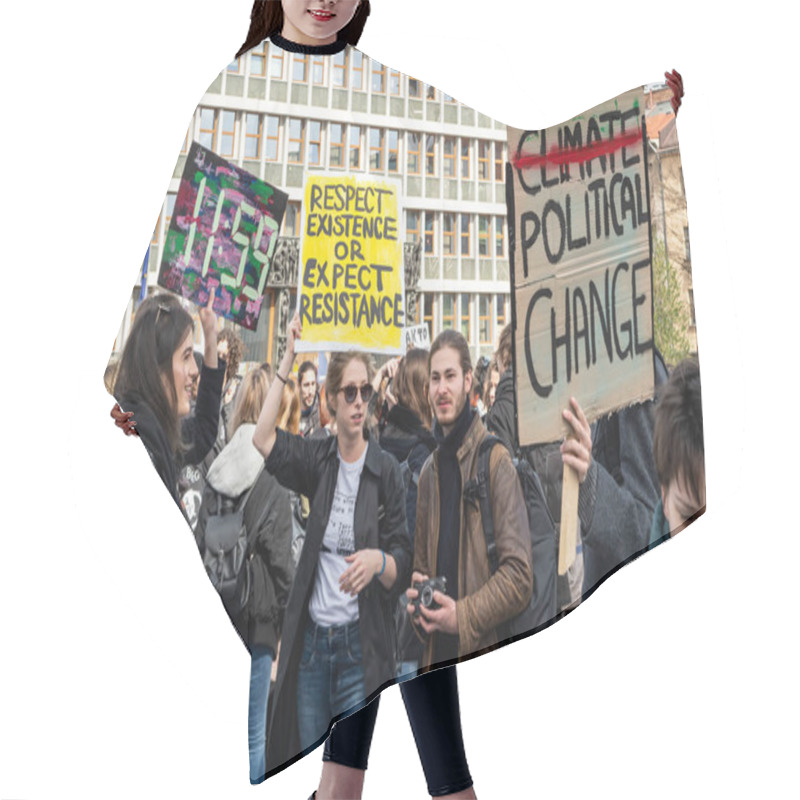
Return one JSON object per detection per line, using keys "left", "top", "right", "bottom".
{"left": 322, "top": 665, "right": 473, "bottom": 797}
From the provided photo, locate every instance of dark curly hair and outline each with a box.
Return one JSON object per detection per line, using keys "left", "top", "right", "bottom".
{"left": 218, "top": 327, "right": 244, "bottom": 387}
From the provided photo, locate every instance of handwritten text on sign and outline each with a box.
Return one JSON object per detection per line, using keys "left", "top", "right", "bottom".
{"left": 507, "top": 88, "right": 654, "bottom": 446}
{"left": 158, "top": 141, "right": 287, "bottom": 330}
{"left": 296, "top": 175, "right": 405, "bottom": 354}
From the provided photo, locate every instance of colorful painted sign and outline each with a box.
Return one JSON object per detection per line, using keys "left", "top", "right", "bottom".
{"left": 507, "top": 88, "right": 655, "bottom": 446}
{"left": 295, "top": 174, "right": 405, "bottom": 354}
{"left": 158, "top": 141, "right": 287, "bottom": 330}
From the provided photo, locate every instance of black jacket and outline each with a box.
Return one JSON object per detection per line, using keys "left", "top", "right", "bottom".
{"left": 118, "top": 361, "right": 225, "bottom": 508}
{"left": 263, "top": 427, "right": 412, "bottom": 776}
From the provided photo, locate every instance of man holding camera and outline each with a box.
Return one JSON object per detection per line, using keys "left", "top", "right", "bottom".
{"left": 406, "top": 330, "right": 533, "bottom": 668}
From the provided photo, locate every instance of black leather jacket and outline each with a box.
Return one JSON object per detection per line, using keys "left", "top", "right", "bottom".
{"left": 263, "top": 427, "right": 411, "bottom": 776}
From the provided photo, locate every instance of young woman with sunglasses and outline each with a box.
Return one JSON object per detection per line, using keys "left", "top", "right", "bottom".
{"left": 253, "top": 310, "right": 412, "bottom": 780}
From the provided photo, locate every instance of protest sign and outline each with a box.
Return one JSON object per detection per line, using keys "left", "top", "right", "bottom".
{"left": 158, "top": 141, "right": 287, "bottom": 330}
{"left": 404, "top": 323, "right": 431, "bottom": 352}
{"left": 507, "top": 88, "right": 655, "bottom": 447}
{"left": 295, "top": 174, "right": 405, "bottom": 354}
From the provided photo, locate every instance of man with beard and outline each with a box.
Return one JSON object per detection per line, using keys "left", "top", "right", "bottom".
{"left": 298, "top": 360, "right": 320, "bottom": 437}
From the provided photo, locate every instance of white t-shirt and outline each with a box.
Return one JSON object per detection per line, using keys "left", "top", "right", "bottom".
{"left": 308, "top": 448, "right": 366, "bottom": 626}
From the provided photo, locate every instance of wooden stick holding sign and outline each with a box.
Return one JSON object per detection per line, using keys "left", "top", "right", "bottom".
{"left": 559, "top": 442, "right": 579, "bottom": 575}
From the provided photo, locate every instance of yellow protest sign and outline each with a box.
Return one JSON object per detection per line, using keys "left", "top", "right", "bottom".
{"left": 295, "top": 175, "right": 405, "bottom": 354}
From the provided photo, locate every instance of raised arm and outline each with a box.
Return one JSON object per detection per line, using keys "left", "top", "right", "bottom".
{"left": 252, "top": 311, "right": 301, "bottom": 460}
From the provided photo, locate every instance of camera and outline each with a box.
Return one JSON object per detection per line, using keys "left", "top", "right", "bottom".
{"left": 410, "top": 576, "right": 447, "bottom": 618}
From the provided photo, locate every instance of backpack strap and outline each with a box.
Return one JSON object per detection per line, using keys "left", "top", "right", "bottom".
{"left": 471, "top": 434, "right": 506, "bottom": 575}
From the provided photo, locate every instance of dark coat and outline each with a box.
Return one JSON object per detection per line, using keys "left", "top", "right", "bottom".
{"left": 263, "top": 428, "right": 412, "bottom": 776}
{"left": 194, "top": 424, "right": 295, "bottom": 654}
{"left": 117, "top": 361, "right": 225, "bottom": 508}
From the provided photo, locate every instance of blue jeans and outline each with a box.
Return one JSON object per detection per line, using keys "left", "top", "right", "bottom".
{"left": 297, "top": 619, "right": 366, "bottom": 752}
{"left": 248, "top": 645, "right": 274, "bottom": 784}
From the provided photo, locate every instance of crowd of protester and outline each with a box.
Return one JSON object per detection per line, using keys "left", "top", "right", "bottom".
{"left": 107, "top": 290, "right": 704, "bottom": 793}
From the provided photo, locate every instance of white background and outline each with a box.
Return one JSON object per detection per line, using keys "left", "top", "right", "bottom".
{"left": 1, "top": 1, "right": 797, "bottom": 798}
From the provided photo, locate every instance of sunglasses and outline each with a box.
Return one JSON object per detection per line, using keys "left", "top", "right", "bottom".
{"left": 340, "top": 383, "right": 374, "bottom": 404}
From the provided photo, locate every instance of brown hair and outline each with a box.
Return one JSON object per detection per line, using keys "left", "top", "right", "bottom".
{"left": 113, "top": 293, "right": 194, "bottom": 456}
{"left": 495, "top": 323, "right": 513, "bottom": 375}
{"left": 325, "top": 351, "right": 375, "bottom": 417}
{"left": 277, "top": 375, "right": 301, "bottom": 434}
{"left": 231, "top": 368, "right": 269, "bottom": 435}
{"left": 218, "top": 327, "right": 244, "bottom": 387}
{"left": 428, "top": 329, "right": 472, "bottom": 378}
{"left": 236, "top": 0, "right": 372, "bottom": 59}
{"left": 653, "top": 357, "right": 705, "bottom": 507}
{"left": 394, "top": 348, "right": 432, "bottom": 428}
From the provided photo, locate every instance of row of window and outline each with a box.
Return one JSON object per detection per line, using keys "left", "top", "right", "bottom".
{"left": 192, "top": 109, "right": 505, "bottom": 180}
{"left": 228, "top": 44, "right": 457, "bottom": 101}
{"left": 420, "top": 293, "right": 508, "bottom": 347}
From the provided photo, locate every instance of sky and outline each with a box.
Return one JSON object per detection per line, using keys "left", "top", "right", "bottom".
{"left": 1, "top": 1, "right": 797, "bottom": 798}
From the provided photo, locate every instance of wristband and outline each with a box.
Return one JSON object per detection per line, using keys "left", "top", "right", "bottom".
{"left": 377, "top": 549, "right": 386, "bottom": 578}
{"left": 276, "top": 372, "right": 288, "bottom": 385}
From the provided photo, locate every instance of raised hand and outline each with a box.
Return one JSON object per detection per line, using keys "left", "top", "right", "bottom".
{"left": 665, "top": 69, "right": 684, "bottom": 116}
{"left": 111, "top": 402, "right": 138, "bottom": 437}
{"left": 561, "top": 396, "right": 592, "bottom": 483}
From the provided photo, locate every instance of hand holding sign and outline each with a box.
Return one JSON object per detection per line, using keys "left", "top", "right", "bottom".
{"left": 560, "top": 396, "right": 592, "bottom": 483}
{"left": 665, "top": 69, "right": 684, "bottom": 116}
{"left": 198, "top": 291, "right": 219, "bottom": 369}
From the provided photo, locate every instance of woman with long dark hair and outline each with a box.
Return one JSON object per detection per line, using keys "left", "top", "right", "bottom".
{"left": 112, "top": 292, "right": 225, "bottom": 511}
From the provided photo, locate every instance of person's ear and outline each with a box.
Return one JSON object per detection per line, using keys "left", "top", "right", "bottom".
{"left": 464, "top": 369, "right": 473, "bottom": 397}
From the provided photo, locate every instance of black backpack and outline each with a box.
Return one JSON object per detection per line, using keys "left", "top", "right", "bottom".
{"left": 198, "top": 471, "right": 270, "bottom": 619}
{"left": 464, "top": 435, "right": 559, "bottom": 644}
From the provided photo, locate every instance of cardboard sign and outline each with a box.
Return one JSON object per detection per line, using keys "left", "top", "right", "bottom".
{"left": 403, "top": 323, "right": 431, "bottom": 351}
{"left": 507, "top": 88, "right": 655, "bottom": 446}
{"left": 295, "top": 174, "right": 405, "bottom": 354}
{"left": 158, "top": 141, "right": 287, "bottom": 330}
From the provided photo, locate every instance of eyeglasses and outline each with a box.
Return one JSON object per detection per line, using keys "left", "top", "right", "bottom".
{"left": 340, "top": 384, "right": 373, "bottom": 404}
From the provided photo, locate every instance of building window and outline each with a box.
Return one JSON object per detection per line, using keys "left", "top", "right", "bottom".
{"left": 495, "top": 141, "right": 504, "bottom": 181}
{"left": 496, "top": 295, "right": 506, "bottom": 331}
{"left": 370, "top": 128, "right": 384, "bottom": 171}
{"left": 199, "top": 107, "right": 217, "bottom": 151}
{"left": 689, "top": 289, "right": 696, "bottom": 326}
{"left": 424, "top": 293, "right": 436, "bottom": 334}
{"left": 684, "top": 226, "right": 691, "bottom": 262}
{"left": 349, "top": 125, "right": 362, "bottom": 169}
{"left": 495, "top": 216, "right": 505, "bottom": 258}
{"left": 329, "top": 122, "right": 345, "bottom": 167}
{"left": 406, "top": 210, "right": 420, "bottom": 244}
{"left": 408, "top": 78, "right": 421, "bottom": 98}
{"left": 219, "top": 111, "right": 236, "bottom": 158}
{"left": 460, "top": 294, "right": 471, "bottom": 341}
{"left": 387, "top": 129, "right": 399, "bottom": 172}
{"left": 180, "top": 126, "right": 190, "bottom": 154}
{"left": 461, "top": 139, "right": 471, "bottom": 179}
{"left": 443, "top": 213, "right": 456, "bottom": 255}
{"left": 407, "top": 132, "right": 421, "bottom": 175}
{"left": 442, "top": 294, "right": 455, "bottom": 329}
{"left": 250, "top": 43, "right": 267, "bottom": 77}
{"left": 443, "top": 137, "right": 456, "bottom": 178}
{"left": 292, "top": 53, "right": 308, "bottom": 82}
{"left": 478, "top": 140, "right": 491, "bottom": 181}
{"left": 308, "top": 120, "right": 322, "bottom": 166}
{"left": 332, "top": 50, "right": 348, "bottom": 87}
{"left": 444, "top": 92, "right": 456, "bottom": 103}
{"left": 283, "top": 201, "right": 301, "bottom": 237}
{"left": 426, "top": 84, "right": 436, "bottom": 100}
{"left": 270, "top": 46, "right": 285, "bottom": 79}
{"left": 389, "top": 69, "right": 401, "bottom": 95}
{"left": 478, "top": 215, "right": 490, "bottom": 257}
{"left": 371, "top": 60, "right": 385, "bottom": 93}
{"left": 425, "top": 134, "right": 437, "bottom": 176}
{"left": 479, "top": 295, "right": 492, "bottom": 345}
{"left": 265, "top": 116, "right": 279, "bottom": 161}
{"left": 460, "top": 214, "right": 471, "bottom": 256}
{"left": 165, "top": 193, "right": 177, "bottom": 232}
{"left": 227, "top": 58, "right": 241, "bottom": 74}
{"left": 424, "top": 211, "right": 435, "bottom": 254}
{"left": 311, "top": 55, "right": 325, "bottom": 85}
{"left": 351, "top": 50, "right": 365, "bottom": 90}
{"left": 288, "top": 118, "right": 305, "bottom": 164}
{"left": 244, "top": 113, "right": 262, "bottom": 159}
